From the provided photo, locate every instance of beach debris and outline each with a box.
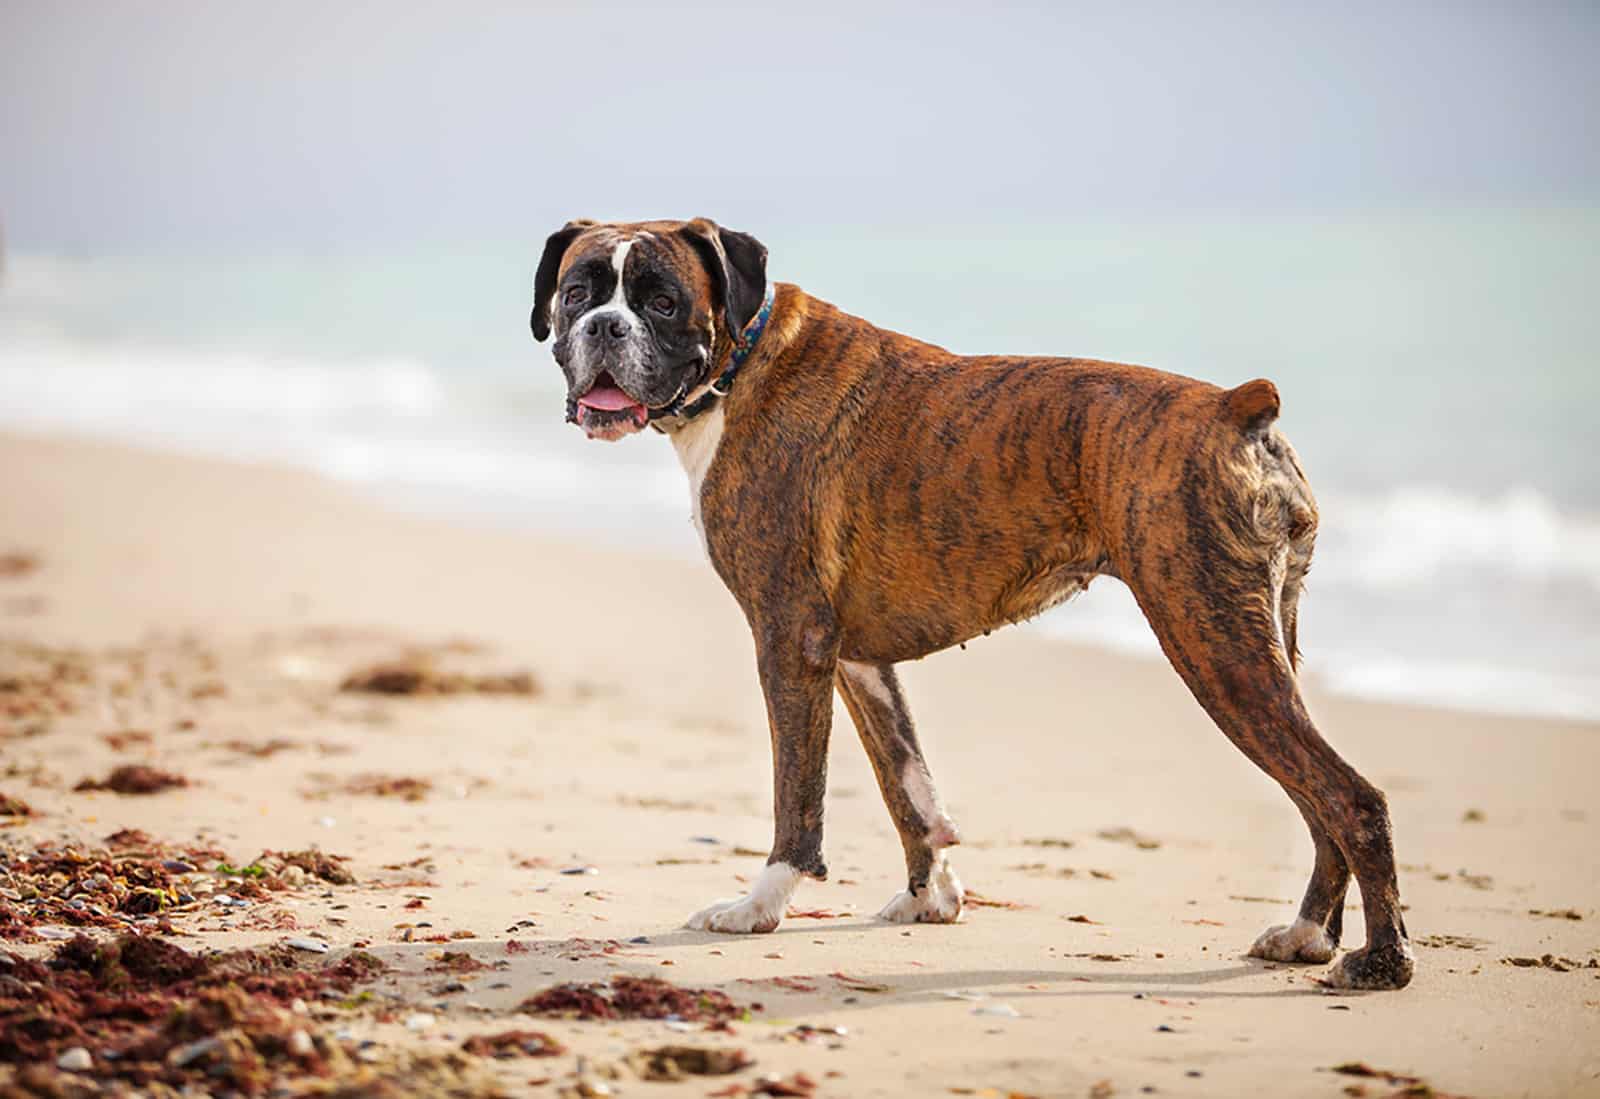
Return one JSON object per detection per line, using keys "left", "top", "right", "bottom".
{"left": 1502, "top": 954, "right": 1590, "bottom": 972}
{"left": 101, "top": 729, "right": 154, "bottom": 752}
{"left": 1064, "top": 914, "right": 1100, "bottom": 924}
{"left": 751, "top": 1071, "right": 818, "bottom": 1095}
{"left": 963, "top": 890, "right": 1031, "bottom": 910}
{"left": 217, "top": 736, "right": 300, "bottom": 758}
{"left": 1228, "top": 894, "right": 1291, "bottom": 904}
{"left": 339, "top": 655, "right": 539, "bottom": 697}
{"left": 285, "top": 936, "right": 331, "bottom": 954}
{"left": 428, "top": 950, "right": 489, "bottom": 973}
{"left": 1453, "top": 869, "right": 1494, "bottom": 890}
{"left": 0, "top": 932, "right": 389, "bottom": 1090}
{"left": 785, "top": 1024, "right": 847, "bottom": 1043}
{"left": 1461, "top": 808, "right": 1486, "bottom": 822}
{"left": 326, "top": 772, "right": 435, "bottom": 801}
{"left": 785, "top": 906, "right": 848, "bottom": 919}
{"left": 743, "top": 975, "right": 818, "bottom": 993}
{"left": 1022, "top": 837, "right": 1075, "bottom": 848}
{"left": 1527, "top": 907, "right": 1583, "bottom": 920}
{"left": 0, "top": 792, "right": 33, "bottom": 817}
{"left": 405, "top": 1011, "right": 437, "bottom": 1031}
{"left": 1096, "top": 827, "right": 1160, "bottom": 850}
{"left": 54, "top": 1046, "right": 92, "bottom": 1071}
{"left": 0, "top": 552, "right": 39, "bottom": 579}
{"left": 0, "top": 833, "right": 355, "bottom": 941}
{"left": 1329, "top": 1062, "right": 1422, "bottom": 1086}
{"left": 830, "top": 971, "right": 891, "bottom": 993}
{"left": 520, "top": 975, "right": 753, "bottom": 1023}
{"left": 73, "top": 764, "right": 189, "bottom": 795}
{"left": 972, "top": 1002, "right": 1021, "bottom": 1018}
{"left": 1415, "top": 934, "right": 1486, "bottom": 950}
{"left": 625, "top": 1044, "right": 753, "bottom": 1080}
{"left": 461, "top": 1029, "right": 567, "bottom": 1058}
{"left": 1089, "top": 1082, "right": 1115, "bottom": 1099}
{"left": 561, "top": 865, "right": 599, "bottom": 876}
{"left": 263, "top": 847, "right": 356, "bottom": 885}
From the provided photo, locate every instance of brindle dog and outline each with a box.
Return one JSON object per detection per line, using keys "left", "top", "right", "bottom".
{"left": 531, "top": 217, "right": 1414, "bottom": 990}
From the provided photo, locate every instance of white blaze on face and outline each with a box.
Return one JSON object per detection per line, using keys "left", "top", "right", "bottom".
{"left": 569, "top": 239, "right": 646, "bottom": 380}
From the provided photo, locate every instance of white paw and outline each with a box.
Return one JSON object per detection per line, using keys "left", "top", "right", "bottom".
{"left": 878, "top": 851, "right": 963, "bottom": 924}
{"left": 1248, "top": 916, "right": 1336, "bottom": 963}
{"left": 686, "top": 863, "right": 799, "bottom": 934}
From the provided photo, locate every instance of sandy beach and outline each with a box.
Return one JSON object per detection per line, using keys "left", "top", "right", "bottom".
{"left": 2, "top": 430, "right": 1597, "bottom": 1098}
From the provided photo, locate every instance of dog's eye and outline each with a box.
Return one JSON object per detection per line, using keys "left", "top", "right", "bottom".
{"left": 651, "top": 294, "right": 676, "bottom": 316}
{"left": 563, "top": 285, "right": 588, "bottom": 307}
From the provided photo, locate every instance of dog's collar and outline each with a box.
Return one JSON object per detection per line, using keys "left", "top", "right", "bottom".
{"left": 651, "top": 283, "right": 776, "bottom": 423}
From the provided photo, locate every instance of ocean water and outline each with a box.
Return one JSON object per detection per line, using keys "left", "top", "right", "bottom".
{"left": 2, "top": 207, "right": 1597, "bottom": 721}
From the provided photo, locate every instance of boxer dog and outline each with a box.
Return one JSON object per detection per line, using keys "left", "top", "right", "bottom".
{"left": 530, "top": 218, "right": 1414, "bottom": 990}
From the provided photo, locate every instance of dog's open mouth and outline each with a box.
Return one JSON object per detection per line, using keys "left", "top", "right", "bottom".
{"left": 574, "top": 373, "right": 650, "bottom": 441}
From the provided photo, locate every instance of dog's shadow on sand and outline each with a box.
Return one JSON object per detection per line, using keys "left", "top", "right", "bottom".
{"left": 624, "top": 925, "right": 1344, "bottom": 1004}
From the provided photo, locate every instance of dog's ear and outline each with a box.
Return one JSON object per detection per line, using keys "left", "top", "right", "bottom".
{"left": 531, "top": 219, "right": 596, "bottom": 342}
{"left": 681, "top": 218, "right": 769, "bottom": 336}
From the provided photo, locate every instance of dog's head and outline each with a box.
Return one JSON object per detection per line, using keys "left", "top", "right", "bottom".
{"left": 530, "top": 218, "right": 768, "bottom": 441}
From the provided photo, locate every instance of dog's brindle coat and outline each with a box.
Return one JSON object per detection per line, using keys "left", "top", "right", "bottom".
{"left": 532, "top": 218, "right": 1414, "bottom": 990}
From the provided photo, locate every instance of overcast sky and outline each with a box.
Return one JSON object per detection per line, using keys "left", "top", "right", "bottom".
{"left": 2, "top": 1, "right": 1595, "bottom": 253}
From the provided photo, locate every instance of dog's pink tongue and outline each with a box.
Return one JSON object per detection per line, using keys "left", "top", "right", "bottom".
{"left": 577, "top": 385, "right": 641, "bottom": 412}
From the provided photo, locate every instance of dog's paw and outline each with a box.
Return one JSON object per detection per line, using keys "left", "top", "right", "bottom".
{"left": 685, "top": 863, "right": 799, "bottom": 934}
{"left": 1247, "top": 917, "right": 1337, "bottom": 964}
{"left": 878, "top": 852, "right": 963, "bottom": 924}
{"left": 1322, "top": 941, "right": 1416, "bottom": 991}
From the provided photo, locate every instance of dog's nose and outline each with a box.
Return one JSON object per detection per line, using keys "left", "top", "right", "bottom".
{"left": 583, "top": 313, "right": 630, "bottom": 342}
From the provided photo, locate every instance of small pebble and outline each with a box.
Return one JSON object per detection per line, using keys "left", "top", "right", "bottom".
{"left": 162, "top": 860, "right": 195, "bottom": 873}
{"left": 973, "top": 1003, "right": 1021, "bottom": 1018}
{"left": 561, "top": 866, "right": 598, "bottom": 876}
{"left": 1156, "top": 1024, "right": 1176, "bottom": 1033}
{"left": 170, "top": 1036, "right": 223, "bottom": 1067}
{"left": 690, "top": 836, "right": 720, "bottom": 844}
{"left": 286, "top": 937, "right": 330, "bottom": 954}
{"left": 405, "top": 1012, "right": 436, "bottom": 1031}
{"left": 36, "top": 927, "right": 73, "bottom": 941}
{"left": 288, "top": 1030, "right": 314, "bottom": 1057}
{"left": 56, "top": 1047, "right": 92, "bottom": 1072}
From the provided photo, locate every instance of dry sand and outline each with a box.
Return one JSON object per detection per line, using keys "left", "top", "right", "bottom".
{"left": 2, "top": 431, "right": 1597, "bottom": 1098}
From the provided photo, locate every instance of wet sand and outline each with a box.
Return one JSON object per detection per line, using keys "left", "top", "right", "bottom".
{"left": 3, "top": 431, "right": 1597, "bottom": 1098}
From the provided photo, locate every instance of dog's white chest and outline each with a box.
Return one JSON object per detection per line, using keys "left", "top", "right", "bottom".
{"left": 666, "top": 405, "right": 725, "bottom": 552}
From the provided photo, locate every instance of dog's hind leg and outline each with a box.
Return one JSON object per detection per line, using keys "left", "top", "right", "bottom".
{"left": 836, "top": 661, "right": 964, "bottom": 923}
{"left": 1115, "top": 453, "right": 1412, "bottom": 989}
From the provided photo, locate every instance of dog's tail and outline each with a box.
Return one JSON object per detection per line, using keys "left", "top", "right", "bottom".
{"left": 1222, "top": 378, "right": 1280, "bottom": 437}
{"left": 1219, "top": 377, "right": 1315, "bottom": 673}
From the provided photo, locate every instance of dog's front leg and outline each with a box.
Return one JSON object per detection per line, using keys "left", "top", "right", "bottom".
{"left": 686, "top": 607, "right": 836, "bottom": 934}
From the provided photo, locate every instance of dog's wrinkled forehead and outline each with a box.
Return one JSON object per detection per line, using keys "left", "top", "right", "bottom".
{"left": 556, "top": 223, "right": 718, "bottom": 317}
